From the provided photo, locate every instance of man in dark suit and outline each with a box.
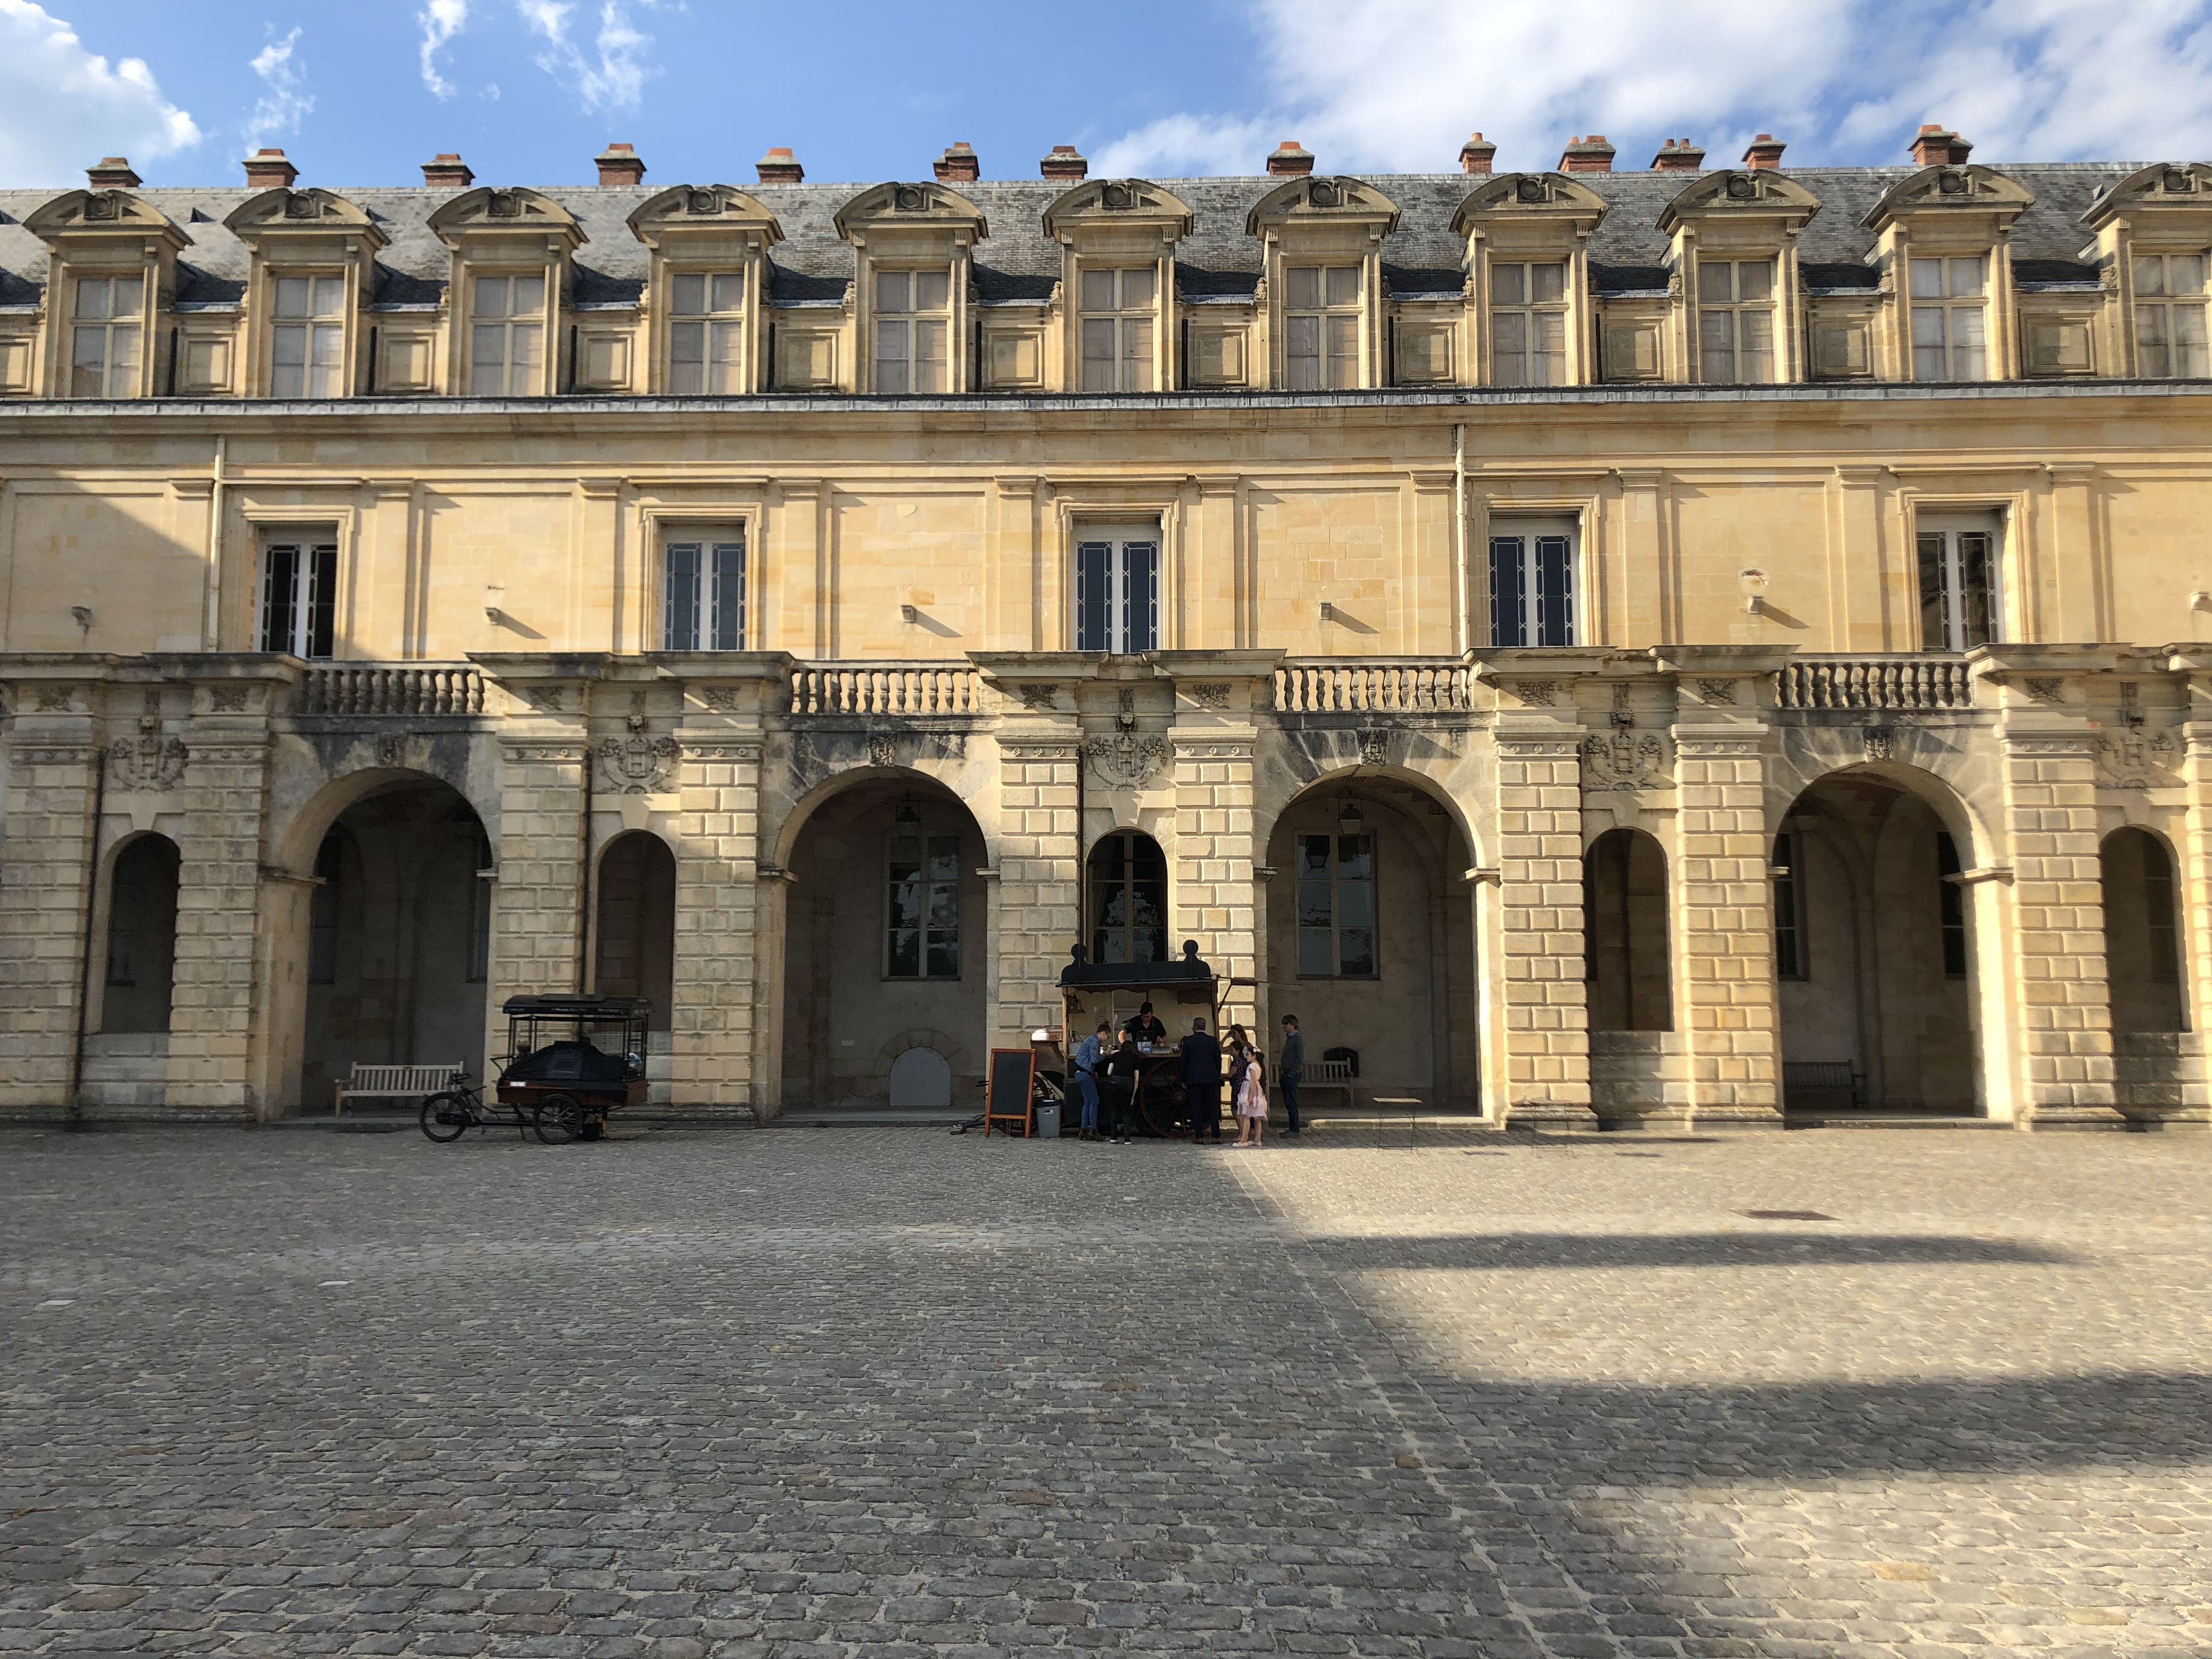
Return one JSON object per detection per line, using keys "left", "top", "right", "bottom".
{"left": 1180, "top": 1016, "right": 1224, "bottom": 1142}
{"left": 1278, "top": 1014, "right": 1304, "bottom": 1136}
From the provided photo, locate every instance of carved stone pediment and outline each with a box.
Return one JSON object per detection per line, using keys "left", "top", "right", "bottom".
{"left": 834, "top": 182, "right": 989, "bottom": 243}
{"left": 1042, "top": 179, "right": 1194, "bottom": 241}
{"left": 24, "top": 189, "right": 187, "bottom": 253}
{"left": 1658, "top": 170, "right": 1822, "bottom": 233}
{"left": 625, "top": 184, "right": 785, "bottom": 248}
{"left": 1246, "top": 176, "right": 1400, "bottom": 237}
{"left": 1861, "top": 165, "right": 2034, "bottom": 231}
{"left": 1451, "top": 173, "right": 1609, "bottom": 234}
{"left": 429, "top": 186, "right": 585, "bottom": 251}
{"left": 225, "top": 187, "right": 383, "bottom": 241}
{"left": 2082, "top": 161, "right": 2212, "bottom": 231}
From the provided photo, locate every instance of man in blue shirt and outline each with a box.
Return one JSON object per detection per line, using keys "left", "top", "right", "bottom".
{"left": 1278, "top": 1014, "right": 1304, "bottom": 1136}
{"left": 1180, "top": 1016, "right": 1223, "bottom": 1142}
{"left": 1070, "top": 1020, "right": 1107, "bottom": 1141}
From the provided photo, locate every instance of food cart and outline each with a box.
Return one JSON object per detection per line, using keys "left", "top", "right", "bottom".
{"left": 1057, "top": 940, "right": 1225, "bottom": 1137}
{"left": 494, "top": 994, "right": 651, "bottom": 1142}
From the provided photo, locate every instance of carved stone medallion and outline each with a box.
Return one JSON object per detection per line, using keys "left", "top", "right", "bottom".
{"left": 2097, "top": 729, "right": 2179, "bottom": 789}
{"left": 1580, "top": 730, "right": 1667, "bottom": 789}
{"left": 108, "top": 733, "right": 188, "bottom": 790}
{"left": 1086, "top": 731, "right": 1171, "bottom": 789}
{"left": 597, "top": 733, "right": 681, "bottom": 793}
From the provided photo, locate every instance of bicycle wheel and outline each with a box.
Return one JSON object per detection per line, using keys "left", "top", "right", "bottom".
{"left": 419, "top": 1092, "right": 471, "bottom": 1143}
{"left": 533, "top": 1094, "right": 583, "bottom": 1145}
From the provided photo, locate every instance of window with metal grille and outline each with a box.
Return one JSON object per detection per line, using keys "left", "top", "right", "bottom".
{"left": 258, "top": 538, "right": 337, "bottom": 658}
{"left": 1088, "top": 830, "right": 1168, "bottom": 966}
{"left": 2133, "top": 252, "right": 2209, "bottom": 378}
{"left": 1488, "top": 520, "right": 1577, "bottom": 646}
{"left": 1936, "top": 831, "right": 1967, "bottom": 979}
{"left": 1772, "top": 831, "right": 1807, "bottom": 980}
{"left": 1916, "top": 519, "right": 1999, "bottom": 652}
{"left": 669, "top": 270, "right": 746, "bottom": 394}
{"left": 888, "top": 823, "right": 961, "bottom": 979}
{"left": 271, "top": 275, "right": 346, "bottom": 397}
{"left": 469, "top": 273, "right": 546, "bottom": 395}
{"left": 1079, "top": 267, "right": 1156, "bottom": 392}
{"left": 1295, "top": 831, "right": 1377, "bottom": 978}
{"left": 71, "top": 275, "right": 143, "bottom": 398}
{"left": 1490, "top": 260, "right": 1567, "bottom": 387}
{"left": 1284, "top": 264, "right": 1360, "bottom": 390}
{"left": 1698, "top": 259, "right": 1776, "bottom": 383}
{"left": 874, "top": 268, "right": 950, "bottom": 393}
{"left": 662, "top": 533, "right": 745, "bottom": 650}
{"left": 1910, "top": 256, "right": 1987, "bottom": 380}
{"left": 1074, "top": 530, "right": 1160, "bottom": 654}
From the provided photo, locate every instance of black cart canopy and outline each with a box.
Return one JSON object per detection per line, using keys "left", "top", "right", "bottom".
{"left": 1057, "top": 941, "right": 1217, "bottom": 993}
{"left": 502, "top": 995, "right": 654, "bottom": 1020}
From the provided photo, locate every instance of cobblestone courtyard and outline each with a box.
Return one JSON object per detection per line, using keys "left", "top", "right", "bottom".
{"left": 4, "top": 1121, "right": 2209, "bottom": 1658}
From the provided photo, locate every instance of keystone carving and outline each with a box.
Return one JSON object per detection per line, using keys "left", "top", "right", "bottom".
{"left": 1863, "top": 726, "right": 1896, "bottom": 763}
{"left": 867, "top": 732, "right": 898, "bottom": 768}
{"left": 1358, "top": 729, "right": 1389, "bottom": 766}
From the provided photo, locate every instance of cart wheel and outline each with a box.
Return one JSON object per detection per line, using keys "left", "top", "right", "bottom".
{"left": 419, "top": 1092, "right": 469, "bottom": 1143}
{"left": 533, "top": 1094, "right": 583, "bottom": 1145}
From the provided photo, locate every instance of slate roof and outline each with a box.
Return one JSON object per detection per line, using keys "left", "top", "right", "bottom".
{"left": 0, "top": 162, "right": 2149, "bottom": 311}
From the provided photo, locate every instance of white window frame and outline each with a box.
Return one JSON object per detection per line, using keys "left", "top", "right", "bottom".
{"left": 1284, "top": 264, "right": 1361, "bottom": 390}
{"left": 660, "top": 530, "right": 747, "bottom": 651}
{"left": 1079, "top": 265, "right": 1157, "bottom": 393}
{"left": 667, "top": 270, "right": 747, "bottom": 394}
{"left": 1486, "top": 515, "right": 1580, "bottom": 647}
{"left": 1910, "top": 255, "right": 1989, "bottom": 381}
{"left": 270, "top": 274, "right": 348, "bottom": 399}
{"left": 70, "top": 274, "right": 144, "bottom": 398}
{"left": 1915, "top": 510, "right": 2004, "bottom": 653}
{"left": 468, "top": 271, "right": 547, "bottom": 396}
{"left": 1073, "top": 523, "right": 1161, "bottom": 654}
{"left": 258, "top": 536, "right": 338, "bottom": 659}
{"left": 2133, "top": 251, "right": 2209, "bottom": 379}
{"left": 1697, "top": 258, "right": 1777, "bottom": 384}
{"left": 1490, "top": 259, "right": 1568, "bottom": 387}
{"left": 873, "top": 267, "right": 951, "bottom": 394}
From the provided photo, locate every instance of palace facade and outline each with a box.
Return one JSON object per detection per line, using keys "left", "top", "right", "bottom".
{"left": 3, "top": 124, "right": 2209, "bottom": 1128}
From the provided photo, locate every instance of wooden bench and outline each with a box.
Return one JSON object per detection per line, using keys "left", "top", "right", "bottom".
{"left": 334, "top": 1062, "right": 465, "bottom": 1117}
{"left": 1782, "top": 1060, "right": 1866, "bottom": 1109}
{"left": 1301, "top": 1057, "right": 1358, "bottom": 1111}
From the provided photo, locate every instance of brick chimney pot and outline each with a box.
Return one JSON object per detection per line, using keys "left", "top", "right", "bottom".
{"left": 1910, "top": 124, "right": 1972, "bottom": 167}
{"left": 934, "top": 142, "right": 980, "bottom": 183}
{"left": 1651, "top": 138, "right": 1705, "bottom": 172}
{"left": 243, "top": 147, "right": 299, "bottom": 189}
{"left": 756, "top": 147, "right": 804, "bottom": 185}
{"left": 1741, "top": 133, "right": 1786, "bottom": 171}
{"left": 86, "top": 156, "right": 140, "bottom": 190}
{"left": 1459, "top": 133, "right": 1496, "bottom": 175}
{"left": 1558, "top": 135, "right": 1616, "bottom": 174}
{"left": 421, "top": 152, "right": 474, "bottom": 190}
{"left": 1266, "top": 140, "right": 1314, "bottom": 176}
{"left": 1040, "top": 145, "right": 1088, "bottom": 181}
{"left": 594, "top": 142, "right": 646, "bottom": 187}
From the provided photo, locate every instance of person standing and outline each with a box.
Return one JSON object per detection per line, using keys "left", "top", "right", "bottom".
{"left": 1230, "top": 1027, "right": 1268, "bottom": 1148}
{"left": 1277, "top": 1014, "right": 1304, "bottom": 1136}
{"left": 1102, "top": 1027, "right": 1141, "bottom": 1145}
{"left": 1130, "top": 1001, "right": 1167, "bottom": 1046}
{"left": 1071, "top": 1020, "right": 1108, "bottom": 1141}
{"left": 1180, "top": 1016, "right": 1223, "bottom": 1143}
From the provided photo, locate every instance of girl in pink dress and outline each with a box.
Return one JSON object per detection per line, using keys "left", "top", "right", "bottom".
{"left": 1229, "top": 1025, "right": 1267, "bottom": 1147}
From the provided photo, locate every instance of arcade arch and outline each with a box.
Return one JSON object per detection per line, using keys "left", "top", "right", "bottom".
{"left": 1583, "top": 828, "right": 1671, "bottom": 1032}
{"left": 593, "top": 831, "right": 676, "bottom": 1029}
{"left": 98, "top": 832, "right": 180, "bottom": 1034}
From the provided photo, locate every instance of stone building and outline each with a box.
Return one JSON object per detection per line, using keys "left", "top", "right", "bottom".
{"left": 2, "top": 125, "right": 2208, "bottom": 1128}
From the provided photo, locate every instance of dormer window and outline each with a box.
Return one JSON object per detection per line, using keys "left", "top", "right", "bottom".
{"left": 70, "top": 275, "right": 142, "bottom": 397}
{"left": 1284, "top": 264, "right": 1360, "bottom": 389}
{"left": 1698, "top": 259, "right": 1776, "bottom": 383}
{"left": 668, "top": 271, "right": 746, "bottom": 394}
{"left": 874, "top": 268, "right": 950, "bottom": 393}
{"left": 1490, "top": 261, "right": 1567, "bottom": 386}
{"left": 270, "top": 275, "right": 346, "bottom": 397}
{"left": 469, "top": 273, "right": 546, "bottom": 395}
{"left": 1909, "top": 256, "right": 1987, "bottom": 380}
{"left": 2133, "top": 252, "right": 2208, "bottom": 378}
{"left": 1079, "top": 267, "right": 1156, "bottom": 393}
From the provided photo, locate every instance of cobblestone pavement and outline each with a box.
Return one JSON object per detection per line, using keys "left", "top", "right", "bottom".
{"left": 4, "top": 1120, "right": 2210, "bottom": 1658}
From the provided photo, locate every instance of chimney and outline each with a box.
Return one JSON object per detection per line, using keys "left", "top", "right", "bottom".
{"left": 755, "top": 147, "right": 804, "bottom": 185}
{"left": 1558, "top": 135, "right": 1616, "bottom": 174}
{"left": 933, "top": 142, "right": 980, "bottom": 183}
{"left": 1741, "top": 133, "right": 1786, "bottom": 171}
{"left": 1040, "top": 144, "right": 1088, "bottom": 181}
{"left": 421, "top": 152, "right": 474, "bottom": 189}
{"left": 1651, "top": 138, "right": 1705, "bottom": 172}
{"left": 1266, "top": 139, "right": 1314, "bottom": 176}
{"left": 86, "top": 156, "right": 140, "bottom": 190}
{"left": 1459, "top": 133, "right": 1496, "bottom": 175}
{"left": 243, "top": 147, "right": 299, "bottom": 189}
{"left": 1911, "top": 124, "right": 1972, "bottom": 168}
{"left": 594, "top": 142, "right": 645, "bottom": 187}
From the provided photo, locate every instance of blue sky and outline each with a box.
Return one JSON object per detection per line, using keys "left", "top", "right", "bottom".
{"left": 4, "top": 0, "right": 2212, "bottom": 191}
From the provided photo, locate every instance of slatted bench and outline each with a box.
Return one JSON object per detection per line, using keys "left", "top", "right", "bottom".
{"left": 1302, "top": 1057, "right": 1358, "bottom": 1110}
{"left": 1782, "top": 1060, "right": 1866, "bottom": 1109}
{"left": 334, "top": 1062, "right": 464, "bottom": 1117}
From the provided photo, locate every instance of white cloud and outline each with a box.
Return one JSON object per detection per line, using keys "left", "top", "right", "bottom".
{"left": 517, "top": 0, "right": 656, "bottom": 113}
{"left": 418, "top": 0, "right": 467, "bottom": 100}
{"left": 244, "top": 27, "right": 312, "bottom": 148}
{"left": 0, "top": 0, "right": 198, "bottom": 184}
{"left": 1095, "top": 0, "right": 2212, "bottom": 178}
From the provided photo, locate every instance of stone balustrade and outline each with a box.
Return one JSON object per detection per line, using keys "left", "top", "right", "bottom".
{"left": 787, "top": 661, "right": 983, "bottom": 716}
{"left": 1774, "top": 655, "right": 1974, "bottom": 711}
{"left": 1274, "top": 659, "right": 1477, "bottom": 713}
{"left": 296, "top": 663, "right": 486, "bottom": 716}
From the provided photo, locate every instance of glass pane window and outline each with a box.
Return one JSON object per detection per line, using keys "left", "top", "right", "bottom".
{"left": 1078, "top": 266, "right": 1157, "bottom": 393}
{"left": 1295, "top": 832, "right": 1378, "bottom": 978}
{"left": 1908, "top": 256, "right": 1988, "bottom": 380}
{"left": 1073, "top": 533, "right": 1160, "bottom": 653}
{"left": 888, "top": 829, "right": 962, "bottom": 979}
{"left": 1088, "top": 830, "right": 1168, "bottom": 966}
{"left": 1916, "top": 524, "right": 1999, "bottom": 652}
{"left": 2133, "top": 252, "right": 2209, "bottom": 378}
{"left": 258, "top": 540, "right": 338, "bottom": 658}
{"left": 1936, "top": 832, "right": 1968, "bottom": 979}
{"left": 669, "top": 270, "right": 747, "bottom": 394}
{"left": 70, "top": 275, "right": 144, "bottom": 398}
{"left": 1697, "top": 259, "right": 1776, "bottom": 383}
{"left": 874, "top": 268, "right": 951, "bottom": 394}
{"left": 1284, "top": 264, "right": 1361, "bottom": 390}
{"left": 1772, "top": 831, "right": 1807, "bottom": 980}
{"left": 1488, "top": 524, "right": 1577, "bottom": 646}
{"left": 309, "top": 830, "right": 343, "bottom": 985}
{"left": 271, "top": 274, "right": 347, "bottom": 398}
{"left": 469, "top": 273, "right": 547, "bottom": 395}
{"left": 1490, "top": 260, "right": 1567, "bottom": 387}
{"left": 661, "top": 535, "right": 746, "bottom": 650}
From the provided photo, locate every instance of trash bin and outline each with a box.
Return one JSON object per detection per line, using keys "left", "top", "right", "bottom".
{"left": 1035, "top": 1099, "right": 1061, "bottom": 1139}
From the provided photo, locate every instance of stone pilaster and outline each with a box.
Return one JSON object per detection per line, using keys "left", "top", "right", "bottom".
{"left": 1160, "top": 656, "right": 1277, "bottom": 1036}
{"left": 1489, "top": 726, "right": 1591, "bottom": 1122}
{"left": 991, "top": 732, "right": 1082, "bottom": 1044}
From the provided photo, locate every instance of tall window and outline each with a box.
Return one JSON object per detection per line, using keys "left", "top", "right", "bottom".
{"left": 1698, "top": 259, "right": 1776, "bottom": 383}
{"left": 2134, "top": 252, "right": 2209, "bottom": 378}
{"left": 669, "top": 271, "right": 745, "bottom": 394}
{"left": 1088, "top": 830, "right": 1167, "bottom": 966}
{"left": 469, "top": 273, "right": 546, "bottom": 395}
{"left": 1488, "top": 520, "right": 1577, "bottom": 646}
{"left": 874, "top": 268, "right": 950, "bottom": 393}
{"left": 1080, "top": 267, "right": 1156, "bottom": 393}
{"left": 1936, "top": 831, "right": 1967, "bottom": 980}
{"left": 662, "top": 533, "right": 745, "bottom": 651}
{"left": 1916, "top": 521, "right": 1998, "bottom": 653}
{"left": 71, "top": 275, "right": 143, "bottom": 398}
{"left": 1490, "top": 261, "right": 1567, "bottom": 387}
{"left": 308, "top": 829, "right": 343, "bottom": 985}
{"left": 271, "top": 275, "right": 346, "bottom": 397}
{"left": 259, "top": 539, "right": 337, "bottom": 659}
{"left": 1296, "top": 830, "right": 1376, "bottom": 978}
{"left": 1772, "top": 831, "right": 1807, "bottom": 980}
{"left": 1074, "top": 529, "right": 1160, "bottom": 654}
{"left": 2143, "top": 834, "right": 2181, "bottom": 986}
{"left": 887, "top": 822, "right": 961, "bottom": 979}
{"left": 1284, "top": 264, "right": 1360, "bottom": 390}
{"left": 1910, "top": 255, "right": 1987, "bottom": 380}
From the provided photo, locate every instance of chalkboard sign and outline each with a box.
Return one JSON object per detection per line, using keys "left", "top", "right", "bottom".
{"left": 984, "top": 1048, "right": 1035, "bottom": 1138}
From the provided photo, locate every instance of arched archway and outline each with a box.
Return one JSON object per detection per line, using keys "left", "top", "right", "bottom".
{"left": 1087, "top": 828, "right": 1169, "bottom": 965}
{"left": 593, "top": 832, "right": 676, "bottom": 1028}
{"left": 1776, "top": 766, "right": 1982, "bottom": 1114}
{"left": 100, "top": 833, "right": 180, "bottom": 1034}
{"left": 1584, "top": 828, "right": 1670, "bottom": 1032}
{"left": 2102, "top": 826, "right": 2188, "bottom": 1117}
